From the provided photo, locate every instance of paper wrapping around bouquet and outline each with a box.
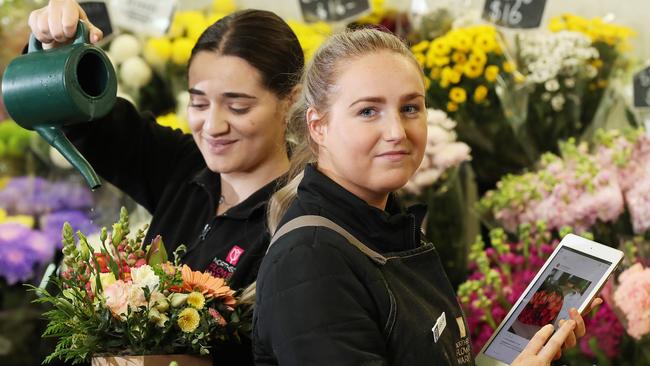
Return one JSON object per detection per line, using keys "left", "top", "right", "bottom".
{"left": 91, "top": 355, "right": 212, "bottom": 366}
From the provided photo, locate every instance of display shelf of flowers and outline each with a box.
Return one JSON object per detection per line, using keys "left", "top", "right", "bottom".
{"left": 463, "top": 128, "right": 650, "bottom": 365}
{"left": 32, "top": 208, "right": 247, "bottom": 365}
{"left": 410, "top": 23, "right": 532, "bottom": 191}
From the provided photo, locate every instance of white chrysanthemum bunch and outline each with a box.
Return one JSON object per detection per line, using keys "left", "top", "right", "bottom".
{"left": 518, "top": 31, "right": 599, "bottom": 112}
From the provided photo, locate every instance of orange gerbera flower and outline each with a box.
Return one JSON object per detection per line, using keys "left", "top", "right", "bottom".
{"left": 180, "top": 265, "right": 236, "bottom": 306}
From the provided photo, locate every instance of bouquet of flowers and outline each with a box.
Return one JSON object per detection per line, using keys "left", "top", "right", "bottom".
{"left": 515, "top": 31, "right": 599, "bottom": 155}
{"left": 32, "top": 208, "right": 243, "bottom": 365}
{"left": 548, "top": 14, "right": 635, "bottom": 128}
{"left": 478, "top": 128, "right": 650, "bottom": 245}
{"left": 401, "top": 109, "right": 477, "bottom": 285}
{"left": 411, "top": 24, "right": 532, "bottom": 191}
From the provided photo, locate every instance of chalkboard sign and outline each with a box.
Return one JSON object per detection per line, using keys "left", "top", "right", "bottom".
{"left": 300, "top": 0, "right": 370, "bottom": 23}
{"left": 482, "top": 0, "right": 547, "bottom": 29}
{"left": 79, "top": 1, "right": 113, "bottom": 38}
{"left": 634, "top": 67, "right": 650, "bottom": 107}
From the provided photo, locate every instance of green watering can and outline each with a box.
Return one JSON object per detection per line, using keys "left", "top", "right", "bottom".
{"left": 2, "top": 21, "right": 117, "bottom": 189}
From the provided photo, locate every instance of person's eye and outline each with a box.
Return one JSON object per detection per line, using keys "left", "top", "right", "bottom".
{"left": 358, "top": 107, "right": 378, "bottom": 118}
{"left": 229, "top": 106, "right": 251, "bottom": 115}
{"left": 189, "top": 99, "right": 209, "bottom": 110}
{"left": 401, "top": 104, "right": 421, "bottom": 115}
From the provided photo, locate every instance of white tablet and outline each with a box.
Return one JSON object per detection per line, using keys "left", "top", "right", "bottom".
{"left": 475, "top": 234, "right": 623, "bottom": 366}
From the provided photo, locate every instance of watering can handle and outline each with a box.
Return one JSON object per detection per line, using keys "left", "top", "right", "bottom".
{"left": 28, "top": 20, "right": 90, "bottom": 53}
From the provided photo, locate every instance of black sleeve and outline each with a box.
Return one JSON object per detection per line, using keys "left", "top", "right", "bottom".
{"left": 253, "top": 232, "right": 388, "bottom": 366}
{"left": 63, "top": 97, "right": 201, "bottom": 212}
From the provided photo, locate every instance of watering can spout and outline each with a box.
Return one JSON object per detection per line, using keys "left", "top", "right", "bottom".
{"left": 35, "top": 126, "right": 101, "bottom": 189}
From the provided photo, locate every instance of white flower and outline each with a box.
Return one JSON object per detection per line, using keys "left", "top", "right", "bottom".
{"left": 119, "top": 56, "right": 152, "bottom": 89}
{"left": 564, "top": 78, "right": 576, "bottom": 88}
{"left": 541, "top": 92, "right": 552, "bottom": 101}
{"left": 586, "top": 65, "right": 598, "bottom": 78}
{"left": 432, "top": 142, "right": 472, "bottom": 170}
{"left": 428, "top": 125, "right": 454, "bottom": 145}
{"left": 413, "top": 168, "right": 443, "bottom": 188}
{"left": 544, "top": 79, "right": 560, "bottom": 92}
{"left": 131, "top": 264, "right": 160, "bottom": 292}
{"left": 128, "top": 285, "right": 147, "bottom": 311}
{"left": 551, "top": 95, "right": 566, "bottom": 111}
{"left": 108, "top": 34, "right": 141, "bottom": 65}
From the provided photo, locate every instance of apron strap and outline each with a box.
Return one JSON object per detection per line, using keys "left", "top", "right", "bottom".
{"left": 268, "top": 215, "right": 388, "bottom": 265}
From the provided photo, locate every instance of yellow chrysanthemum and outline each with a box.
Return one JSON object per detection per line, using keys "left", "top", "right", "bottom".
{"left": 411, "top": 40, "right": 430, "bottom": 54}
{"left": 502, "top": 61, "right": 515, "bottom": 73}
{"left": 157, "top": 113, "right": 190, "bottom": 134}
{"left": 429, "top": 68, "right": 441, "bottom": 80}
{"left": 414, "top": 53, "right": 426, "bottom": 68}
{"left": 177, "top": 307, "right": 200, "bottom": 333}
{"left": 450, "top": 33, "right": 472, "bottom": 52}
{"left": 213, "top": 0, "right": 237, "bottom": 14}
{"left": 0, "top": 209, "right": 6, "bottom": 222}
{"left": 144, "top": 38, "right": 172, "bottom": 67}
{"left": 433, "top": 56, "right": 450, "bottom": 67}
{"left": 449, "top": 87, "right": 467, "bottom": 104}
{"left": 171, "top": 37, "right": 194, "bottom": 66}
{"left": 187, "top": 291, "right": 205, "bottom": 310}
{"left": 469, "top": 51, "right": 487, "bottom": 66}
{"left": 447, "top": 101, "right": 459, "bottom": 112}
{"left": 473, "top": 85, "right": 489, "bottom": 103}
{"left": 474, "top": 33, "right": 497, "bottom": 53}
{"left": 424, "top": 77, "right": 431, "bottom": 90}
{"left": 484, "top": 65, "right": 500, "bottom": 82}
{"left": 451, "top": 52, "right": 467, "bottom": 65}
{"left": 463, "top": 63, "right": 483, "bottom": 79}
{"left": 431, "top": 38, "right": 451, "bottom": 56}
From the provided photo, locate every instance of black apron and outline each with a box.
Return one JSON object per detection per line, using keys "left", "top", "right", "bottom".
{"left": 269, "top": 215, "right": 474, "bottom": 366}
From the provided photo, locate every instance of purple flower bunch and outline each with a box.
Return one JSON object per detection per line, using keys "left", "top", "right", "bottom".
{"left": 0, "top": 176, "right": 99, "bottom": 283}
{"left": 0, "top": 222, "right": 52, "bottom": 285}
{"left": 479, "top": 129, "right": 650, "bottom": 235}
{"left": 0, "top": 176, "right": 93, "bottom": 216}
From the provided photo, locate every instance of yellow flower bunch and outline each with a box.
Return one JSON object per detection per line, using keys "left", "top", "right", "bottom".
{"left": 287, "top": 20, "right": 332, "bottom": 60}
{"left": 411, "top": 24, "right": 514, "bottom": 114}
{"left": 157, "top": 113, "right": 191, "bottom": 134}
{"left": 549, "top": 14, "right": 635, "bottom": 50}
{"left": 355, "top": 0, "right": 388, "bottom": 25}
{"left": 0, "top": 208, "right": 35, "bottom": 228}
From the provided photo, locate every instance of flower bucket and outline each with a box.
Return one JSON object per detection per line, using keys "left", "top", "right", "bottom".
{"left": 91, "top": 354, "right": 212, "bottom": 366}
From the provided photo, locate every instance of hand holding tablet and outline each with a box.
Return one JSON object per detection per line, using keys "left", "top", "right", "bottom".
{"left": 476, "top": 234, "right": 623, "bottom": 366}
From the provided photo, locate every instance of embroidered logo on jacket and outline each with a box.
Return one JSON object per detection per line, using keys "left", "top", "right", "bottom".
{"left": 226, "top": 245, "right": 245, "bottom": 265}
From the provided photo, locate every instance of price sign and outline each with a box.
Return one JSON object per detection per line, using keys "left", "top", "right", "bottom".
{"left": 482, "top": 0, "right": 547, "bottom": 29}
{"left": 633, "top": 67, "right": 650, "bottom": 107}
{"left": 109, "top": 0, "right": 176, "bottom": 37}
{"left": 300, "top": 0, "right": 370, "bottom": 23}
{"left": 79, "top": 1, "right": 113, "bottom": 38}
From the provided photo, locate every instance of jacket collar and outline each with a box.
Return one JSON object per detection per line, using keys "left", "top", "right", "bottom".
{"left": 297, "top": 164, "right": 426, "bottom": 252}
{"left": 191, "top": 168, "right": 281, "bottom": 219}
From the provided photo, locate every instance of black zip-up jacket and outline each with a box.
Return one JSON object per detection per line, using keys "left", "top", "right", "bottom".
{"left": 253, "top": 165, "right": 473, "bottom": 365}
{"left": 64, "top": 98, "right": 279, "bottom": 364}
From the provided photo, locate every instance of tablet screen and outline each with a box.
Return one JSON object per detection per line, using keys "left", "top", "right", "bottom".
{"left": 483, "top": 246, "right": 611, "bottom": 364}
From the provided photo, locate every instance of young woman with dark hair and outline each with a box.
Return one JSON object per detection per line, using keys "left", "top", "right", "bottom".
{"left": 28, "top": 1, "right": 304, "bottom": 363}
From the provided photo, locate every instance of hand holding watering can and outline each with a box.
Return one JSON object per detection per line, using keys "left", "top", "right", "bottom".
{"left": 2, "top": 0, "right": 113, "bottom": 189}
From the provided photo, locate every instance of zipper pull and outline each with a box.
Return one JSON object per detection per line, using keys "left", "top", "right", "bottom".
{"left": 199, "top": 223, "right": 211, "bottom": 241}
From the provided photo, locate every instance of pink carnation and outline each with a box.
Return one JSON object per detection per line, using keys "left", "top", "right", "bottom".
{"left": 613, "top": 263, "right": 650, "bottom": 339}
{"left": 104, "top": 280, "right": 131, "bottom": 318}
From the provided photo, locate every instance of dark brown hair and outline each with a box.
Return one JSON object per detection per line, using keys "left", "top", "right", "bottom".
{"left": 189, "top": 9, "right": 304, "bottom": 99}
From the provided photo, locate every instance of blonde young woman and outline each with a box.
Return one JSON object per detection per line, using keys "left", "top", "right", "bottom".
{"left": 251, "top": 29, "right": 596, "bottom": 366}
